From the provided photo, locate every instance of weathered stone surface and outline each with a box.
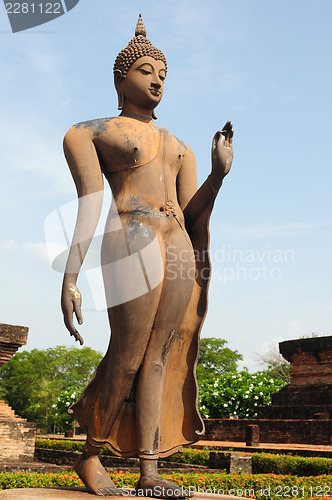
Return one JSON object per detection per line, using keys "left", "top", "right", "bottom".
{"left": 209, "top": 451, "right": 252, "bottom": 474}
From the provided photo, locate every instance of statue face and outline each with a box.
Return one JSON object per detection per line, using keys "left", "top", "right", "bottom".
{"left": 120, "top": 56, "right": 166, "bottom": 112}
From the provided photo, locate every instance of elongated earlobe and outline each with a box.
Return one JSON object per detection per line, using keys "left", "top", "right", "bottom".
{"left": 152, "top": 110, "right": 157, "bottom": 120}
{"left": 118, "top": 92, "right": 124, "bottom": 110}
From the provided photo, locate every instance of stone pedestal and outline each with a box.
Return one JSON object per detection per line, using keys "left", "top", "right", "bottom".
{"left": 245, "top": 424, "right": 259, "bottom": 447}
{"left": 259, "top": 336, "right": 332, "bottom": 420}
{"left": 209, "top": 451, "right": 252, "bottom": 474}
{"left": 0, "top": 323, "right": 36, "bottom": 463}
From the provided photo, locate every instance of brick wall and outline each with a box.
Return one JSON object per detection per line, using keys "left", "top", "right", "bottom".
{"left": 204, "top": 419, "right": 332, "bottom": 445}
{"left": 0, "top": 414, "right": 36, "bottom": 462}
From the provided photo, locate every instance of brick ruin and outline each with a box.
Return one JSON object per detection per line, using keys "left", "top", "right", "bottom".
{"left": 204, "top": 335, "right": 332, "bottom": 445}
{"left": 259, "top": 335, "right": 332, "bottom": 419}
{"left": 0, "top": 323, "right": 36, "bottom": 462}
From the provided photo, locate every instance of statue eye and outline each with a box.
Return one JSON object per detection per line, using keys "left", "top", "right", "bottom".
{"left": 139, "top": 68, "right": 151, "bottom": 75}
{"left": 159, "top": 74, "right": 165, "bottom": 82}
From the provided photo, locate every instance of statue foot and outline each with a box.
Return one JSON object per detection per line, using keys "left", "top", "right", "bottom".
{"left": 74, "top": 454, "right": 123, "bottom": 496}
{"left": 136, "top": 474, "right": 192, "bottom": 498}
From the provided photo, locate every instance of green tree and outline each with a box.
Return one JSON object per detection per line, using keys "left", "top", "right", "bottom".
{"left": 0, "top": 346, "right": 102, "bottom": 432}
{"left": 196, "top": 337, "right": 242, "bottom": 382}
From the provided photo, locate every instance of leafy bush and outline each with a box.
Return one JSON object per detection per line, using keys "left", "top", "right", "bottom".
{"left": 198, "top": 370, "right": 287, "bottom": 418}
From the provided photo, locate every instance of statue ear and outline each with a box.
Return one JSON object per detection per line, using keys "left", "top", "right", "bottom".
{"left": 114, "top": 69, "right": 125, "bottom": 91}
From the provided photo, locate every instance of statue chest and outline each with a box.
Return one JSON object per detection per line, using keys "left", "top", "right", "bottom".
{"left": 94, "top": 122, "right": 184, "bottom": 175}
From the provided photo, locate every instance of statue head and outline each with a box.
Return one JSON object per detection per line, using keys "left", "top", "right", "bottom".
{"left": 114, "top": 15, "right": 167, "bottom": 119}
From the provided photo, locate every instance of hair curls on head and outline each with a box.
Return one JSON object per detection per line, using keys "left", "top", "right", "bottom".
{"left": 113, "top": 14, "right": 167, "bottom": 77}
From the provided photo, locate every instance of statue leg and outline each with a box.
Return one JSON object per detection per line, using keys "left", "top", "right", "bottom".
{"left": 135, "top": 234, "right": 195, "bottom": 498}
{"left": 72, "top": 282, "right": 165, "bottom": 496}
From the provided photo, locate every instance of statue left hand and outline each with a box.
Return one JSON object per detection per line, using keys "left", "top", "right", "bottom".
{"left": 211, "top": 120, "right": 234, "bottom": 182}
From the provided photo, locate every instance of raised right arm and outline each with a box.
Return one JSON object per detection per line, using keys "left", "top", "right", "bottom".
{"left": 61, "top": 125, "right": 104, "bottom": 344}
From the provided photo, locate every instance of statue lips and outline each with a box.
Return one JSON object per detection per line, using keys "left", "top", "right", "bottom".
{"left": 149, "top": 88, "right": 161, "bottom": 97}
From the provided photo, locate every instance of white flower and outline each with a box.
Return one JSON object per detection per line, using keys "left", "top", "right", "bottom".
{"left": 223, "top": 403, "right": 228, "bottom": 407}
{"left": 254, "top": 396, "right": 259, "bottom": 400}
{"left": 259, "top": 392, "right": 263, "bottom": 396}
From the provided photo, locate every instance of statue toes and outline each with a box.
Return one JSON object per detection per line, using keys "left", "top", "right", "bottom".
{"left": 105, "top": 487, "right": 123, "bottom": 496}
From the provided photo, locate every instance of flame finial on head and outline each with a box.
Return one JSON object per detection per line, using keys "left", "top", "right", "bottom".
{"left": 135, "top": 13, "right": 147, "bottom": 37}
{"left": 113, "top": 14, "right": 167, "bottom": 77}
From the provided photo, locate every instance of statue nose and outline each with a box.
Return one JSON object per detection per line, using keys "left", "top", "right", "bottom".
{"left": 151, "top": 81, "right": 161, "bottom": 90}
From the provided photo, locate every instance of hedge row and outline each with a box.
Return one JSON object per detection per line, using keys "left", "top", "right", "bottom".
{"left": 35, "top": 439, "right": 209, "bottom": 465}
{"left": 1, "top": 470, "right": 332, "bottom": 499}
{"left": 35, "top": 439, "right": 332, "bottom": 476}
{"left": 252, "top": 453, "right": 332, "bottom": 476}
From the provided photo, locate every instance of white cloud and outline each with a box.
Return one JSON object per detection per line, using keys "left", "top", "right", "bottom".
{"left": 24, "top": 241, "right": 50, "bottom": 264}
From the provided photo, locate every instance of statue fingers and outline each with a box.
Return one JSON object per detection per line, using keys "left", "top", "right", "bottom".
{"left": 71, "top": 329, "right": 84, "bottom": 345}
{"left": 222, "top": 120, "right": 233, "bottom": 146}
{"left": 64, "top": 315, "right": 84, "bottom": 345}
{"left": 212, "top": 130, "right": 221, "bottom": 150}
{"left": 74, "top": 300, "right": 83, "bottom": 326}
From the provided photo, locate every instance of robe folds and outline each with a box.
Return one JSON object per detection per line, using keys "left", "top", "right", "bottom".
{"left": 69, "top": 202, "right": 212, "bottom": 458}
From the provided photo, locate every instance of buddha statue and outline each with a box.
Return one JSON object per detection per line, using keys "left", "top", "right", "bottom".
{"left": 61, "top": 15, "right": 233, "bottom": 497}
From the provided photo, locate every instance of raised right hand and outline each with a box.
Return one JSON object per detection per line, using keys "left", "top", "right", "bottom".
{"left": 61, "top": 283, "right": 84, "bottom": 345}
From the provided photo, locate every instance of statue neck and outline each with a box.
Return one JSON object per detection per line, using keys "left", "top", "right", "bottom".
{"left": 120, "top": 109, "right": 154, "bottom": 124}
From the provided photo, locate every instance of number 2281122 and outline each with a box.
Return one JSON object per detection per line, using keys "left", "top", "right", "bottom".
{"left": 5, "top": 3, "right": 62, "bottom": 14}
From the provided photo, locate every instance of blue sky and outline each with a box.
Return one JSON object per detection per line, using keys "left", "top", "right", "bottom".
{"left": 0, "top": 0, "right": 331, "bottom": 371}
